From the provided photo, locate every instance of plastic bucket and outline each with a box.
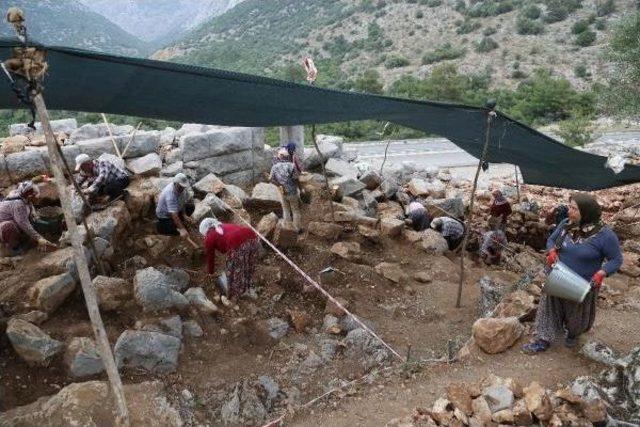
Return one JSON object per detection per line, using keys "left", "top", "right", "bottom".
{"left": 545, "top": 261, "right": 591, "bottom": 303}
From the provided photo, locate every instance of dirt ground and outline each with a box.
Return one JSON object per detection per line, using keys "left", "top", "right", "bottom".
{"left": 1, "top": 187, "right": 639, "bottom": 426}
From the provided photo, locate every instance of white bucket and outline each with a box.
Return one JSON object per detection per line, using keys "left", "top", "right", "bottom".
{"left": 545, "top": 261, "right": 591, "bottom": 303}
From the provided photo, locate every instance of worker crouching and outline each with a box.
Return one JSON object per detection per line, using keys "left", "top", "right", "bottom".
{"left": 74, "top": 153, "right": 130, "bottom": 203}
{"left": 156, "top": 173, "right": 195, "bottom": 237}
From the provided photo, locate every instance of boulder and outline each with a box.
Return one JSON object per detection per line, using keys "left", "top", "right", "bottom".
{"left": 5, "top": 150, "right": 47, "bottom": 181}
{"left": 273, "top": 221, "right": 298, "bottom": 248}
{"left": 256, "top": 212, "right": 279, "bottom": 239}
{"left": 143, "top": 235, "right": 173, "bottom": 259}
{"left": 471, "top": 397, "right": 493, "bottom": 426}
{"left": 180, "top": 127, "right": 253, "bottom": 162}
{"left": 136, "top": 315, "right": 183, "bottom": 339}
{"left": 329, "top": 176, "right": 365, "bottom": 198}
{"left": 472, "top": 317, "right": 523, "bottom": 354}
{"left": 159, "top": 267, "right": 190, "bottom": 292}
{"left": 91, "top": 276, "right": 131, "bottom": 311}
{"left": 1, "top": 135, "right": 27, "bottom": 155}
{"left": 220, "top": 380, "right": 268, "bottom": 425}
{"left": 380, "top": 218, "right": 404, "bottom": 237}
{"left": 344, "top": 328, "right": 392, "bottom": 370}
{"left": 193, "top": 172, "right": 225, "bottom": 196}
{"left": 266, "top": 317, "right": 289, "bottom": 340}
{"left": 6, "top": 318, "right": 63, "bottom": 366}
{"left": 407, "top": 178, "right": 430, "bottom": 197}
{"left": 357, "top": 225, "right": 381, "bottom": 243}
{"left": 523, "top": 382, "right": 553, "bottom": 422}
{"left": 446, "top": 384, "right": 474, "bottom": 415}
{"left": 482, "top": 384, "right": 514, "bottom": 413}
{"left": 85, "top": 201, "right": 131, "bottom": 243}
{"left": 492, "top": 409, "right": 514, "bottom": 424}
{"left": 164, "top": 147, "right": 182, "bottom": 164}
{"left": 127, "top": 153, "right": 162, "bottom": 176}
{"left": 38, "top": 246, "right": 90, "bottom": 279}
{"left": 64, "top": 337, "right": 104, "bottom": 379}
{"left": 0, "top": 380, "right": 182, "bottom": 427}
{"left": 11, "top": 118, "right": 77, "bottom": 137}
{"left": 10, "top": 310, "right": 48, "bottom": 325}
{"left": 325, "top": 158, "right": 358, "bottom": 178}
{"left": 403, "top": 229, "right": 423, "bottom": 243}
{"left": 114, "top": 330, "right": 181, "bottom": 373}
{"left": 308, "top": 221, "right": 342, "bottom": 240}
{"left": 380, "top": 177, "right": 399, "bottom": 199}
{"left": 183, "top": 320, "right": 204, "bottom": 338}
{"left": 160, "top": 161, "right": 183, "bottom": 177}
{"left": 374, "top": 262, "right": 408, "bottom": 284}
{"left": 424, "top": 179, "right": 446, "bottom": 198}
{"left": 69, "top": 122, "right": 131, "bottom": 142}
{"left": 134, "top": 267, "right": 189, "bottom": 312}
{"left": 377, "top": 201, "right": 404, "bottom": 220}
{"left": 301, "top": 140, "right": 339, "bottom": 169}
{"left": 28, "top": 273, "right": 76, "bottom": 314}
{"left": 202, "top": 192, "right": 232, "bottom": 216}
{"left": 425, "top": 197, "right": 465, "bottom": 219}
{"left": 359, "top": 170, "right": 382, "bottom": 190}
{"left": 492, "top": 290, "right": 536, "bottom": 321}
{"left": 186, "top": 150, "right": 254, "bottom": 179}
{"left": 421, "top": 229, "right": 449, "bottom": 255}
{"left": 330, "top": 241, "right": 361, "bottom": 261}
{"left": 249, "top": 182, "right": 281, "bottom": 210}
{"left": 184, "top": 287, "right": 218, "bottom": 315}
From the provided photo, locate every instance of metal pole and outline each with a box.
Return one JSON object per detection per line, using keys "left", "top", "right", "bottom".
{"left": 456, "top": 109, "right": 496, "bottom": 308}
{"left": 34, "top": 93, "right": 130, "bottom": 426}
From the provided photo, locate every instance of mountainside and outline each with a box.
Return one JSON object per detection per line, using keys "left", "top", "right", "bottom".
{"left": 0, "top": 0, "right": 148, "bottom": 56}
{"left": 79, "top": 0, "right": 245, "bottom": 47}
{"left": 156, "top": 0, "right": 636, "bottom": 91}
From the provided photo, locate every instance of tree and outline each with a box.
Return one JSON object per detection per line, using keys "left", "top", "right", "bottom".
{"left": 353, "top": 70, "right": 384, "bottom": 94}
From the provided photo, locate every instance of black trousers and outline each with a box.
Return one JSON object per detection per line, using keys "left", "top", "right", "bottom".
{"left": 155, "top": 203, "right": 195, "bottom": 236}
{"left": 100, "top": 175, "right": 130, "bottom": 199}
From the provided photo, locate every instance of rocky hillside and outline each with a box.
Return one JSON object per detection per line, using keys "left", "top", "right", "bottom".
{"left": 78, "top": 0, "right": 246, "bottom": 47}
{"left": 0, "top": 0, "right": 149, "bottom": 56}
{"left": 156, "top": 0, "right": 636, "bottom": 90}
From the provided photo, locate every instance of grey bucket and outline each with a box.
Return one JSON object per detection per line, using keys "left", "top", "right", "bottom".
{"left": 545, "top": 261, "right": 591, "bottom": 303}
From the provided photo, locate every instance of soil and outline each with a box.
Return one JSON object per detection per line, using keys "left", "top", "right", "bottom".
{"left": 1, "top": 186, "right": 639, "bottom": 427}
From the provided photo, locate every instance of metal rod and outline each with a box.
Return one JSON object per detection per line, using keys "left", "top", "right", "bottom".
{"left": 456, "top": 109, "right": 496, "bottom": 308}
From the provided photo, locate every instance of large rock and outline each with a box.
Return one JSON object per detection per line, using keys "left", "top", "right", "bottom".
{"left": 380, "top": 218, "right": 404, "bottom": 237}
{"left": 11, "top": 118, "right": 78, "bottom": 136}
{"left": 184, "top": 287, "right": 218, "bottom": 315}
{"left": 493, "top": 290, "right": 536, "bottom": 321}
{"left": 331, "top": 241, "right": 361, "bottom": 261}
{"left": 426, "top": 197, "right": 465, "bottom": 219}
{"left": 180, "top": 127, "right": 254, "bottom": 162}
{"left": 407, "top": 178, "right": 430, "bottom": 197}
{"left": 64, "top": 337, "right": 105, "bottom": 379}
{"left": 5, "top": 150, "right": 47, "bottom": 181}
{"left": 38, "top": 246, "right": 90, "bottom": 279}
{"left": 308, "top": 221, "right": 342, "bottom": 239}
{"left": 176, "top": 123, "right": 220, "bottom": 138}
{"left": 220, "top": 380, "right": 268, "bottom": 426}
{"left": 85, "top": 201, "right": 131, "bottom": 243}
{"left": 330, "top": 176, "right": 365, "bottom": 198}
{"left": 523, "top": 382, "right": 553, "bottom": 422}
{"left": 301, "top": 140, "right": 340, "bottom": 169}
{"left": 6, "top": 318, "right": 63, "bottom": 366}
{"left": 325, "top": 158, "right": 358, "bottom": 179}
{"left": 359, "top": 170, "right": 382, "bottom": 190}
{"left": 92, "top": 276, "right": 131, "bottom": 311}
{"left": 273, "top": 220, "right": 298, "bottom": 248}
{"left": 28, "top": 273, "right": 76, "bottom": 314}
{"left": 249, "top": 182, "right": 281, "bottom": 210}
{"left": 126, "top": 153, "right": 162, "bottom": 176}
{"left": 374, "top": 262, "right": 408, "bottom": 284}
{"left": 186, "top": 150, "right": 255, "bottom": 178}
{"left": 136, "top": 315, "right": 183, "bottom": 339}
{"left": 380, "top": 177, "right": 399, "bottom": 199}
{"left": 377, "top": 201, "right": 404, "bottom": 220}
{"left": 69, "top": 122, "right": 131, "bottom": 142}
{"left": 114, "top": 330, "right": 181, "bottom": 373}
{"left": 421, "top": 229, "right": 449, "bottom": 254}
{"left": 134, "top": 267, "right": 189, "bottom": 312}
{"left": 344, "top": 328, "right": 392, "bottom": 370}
{"left": 0, "top": 381, "right": 183, "bottom": 426}
{"left": 472, "top": 317, "right": 523, "bottom": 354}
{"left": 257, "top": 212, "right": 279, "bottom": 239}
{"left": 482, "top": 384, "right": 514, "bottom": 413}
{"left": 193, "top": 172, "right": 225, "bottom": 196}
{"left": 1, "top": 135, "right": 27, "bottom": 155}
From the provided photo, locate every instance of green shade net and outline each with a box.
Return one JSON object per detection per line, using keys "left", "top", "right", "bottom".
{"left": 0, "top": 37, "right": 636, "bottom": 190}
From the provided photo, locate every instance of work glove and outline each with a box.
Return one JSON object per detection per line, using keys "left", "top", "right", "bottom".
{"left": 545, "top": 248, "right": 559, "bottom": 267}
{"left": 590, "top": 270, "right": 606, "bottom": 291}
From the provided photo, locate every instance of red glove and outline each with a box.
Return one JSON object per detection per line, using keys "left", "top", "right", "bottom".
{"left": 591, "top": 270, "right": 606, "bottom": 290}
{"left": 546, "top": 248, "right": 558, "bottom": 266}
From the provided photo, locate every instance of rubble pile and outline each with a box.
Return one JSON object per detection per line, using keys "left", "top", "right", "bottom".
{"left": 386, "top": 375, "right": 608, "bottom": 427}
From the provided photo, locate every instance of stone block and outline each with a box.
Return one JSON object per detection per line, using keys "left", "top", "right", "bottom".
{"left": 11, "top": 118, "right": 77, "bottom": 136}
{"left": 127, "top": 153, "right": 162, "bottom": 176}
{"left": 5, "top": 150, "right": 47, "bottom": 181}
{"left": 329, "top": 176, "right": 365, "bottom": 198}
{"left": 180, "top": 127, "right": 254, "bottom": 162}
{"left": 325, "top": 158, "right": 358, "bottom": 179}
{"left": 64, "top": 337, "right": 104, "bottom": 379}
{"left": 191, "top": 150, "right": 254, "bottom": 178}
{"left": 29, "top": 273, "right": 76, "bottom": 314}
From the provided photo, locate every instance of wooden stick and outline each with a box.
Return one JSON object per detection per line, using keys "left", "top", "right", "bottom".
{"left": 456, "top": 110, "right": 495, "bottom": 308}
{"left": 514, "top": 165, "right": 521, "bottom": 203}
{"left": 120, "top": 121, "right": 142, "bottom": 159}
{"left": 311, "top": 124, "right": 335, "bottom": 222}
{"left": 36, "top": 94, "right": 130, "bottom": 426}
{"left": 101, "top": 113, "right": 122, "bottom": 158}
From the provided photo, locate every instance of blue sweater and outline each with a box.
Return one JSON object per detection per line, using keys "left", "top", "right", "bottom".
{"left": 547, "top": 226, "right": 623, "bottom": 280}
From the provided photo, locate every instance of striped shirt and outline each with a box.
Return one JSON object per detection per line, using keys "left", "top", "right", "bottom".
{"left": 76, "top": 160, "right": 128, "bottom": 194}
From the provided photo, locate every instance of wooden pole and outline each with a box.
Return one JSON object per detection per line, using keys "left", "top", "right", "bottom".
{"left": 101, "top": 113, "right": 122, "bottom": 158}
{"left": 120, "top": 121, "right": 142, "bottom": 159}
{"left": 311, "top": 124, "right": 335, "bottom": 222}
{"left": 456, "top": 109, "right": 496, "bottom": 308}
{"left": 514, "top": 165, "right": 521, "bottom": 203}
{"left": 34, "top": 94, "right": 130, "bottom": 426}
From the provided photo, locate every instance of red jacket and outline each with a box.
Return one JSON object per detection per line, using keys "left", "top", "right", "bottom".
{"left": 204, "top": 223, "right": 257, "bottom": 274}
{"left": 489, "top": 200, "right": 512, "bottom": 222}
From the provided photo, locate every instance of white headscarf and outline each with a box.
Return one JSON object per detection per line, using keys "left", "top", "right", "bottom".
{"left": 199, "top": 217, "right": 223, "bottom": 237}
{"left": 16, "top": 180, "right": 39, "bottom": 198}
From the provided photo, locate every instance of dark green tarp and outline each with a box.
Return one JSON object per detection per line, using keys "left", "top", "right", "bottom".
{"left": 0, "top": 37, "right": 637, "bottom": 191}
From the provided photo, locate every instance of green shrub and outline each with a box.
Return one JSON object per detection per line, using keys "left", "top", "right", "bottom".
{"left": 517, "top": 16, "right": 544, "bottom": 34}
{"left": 512, "top": 70, "right": 527, "bottom": 79}
{"left": 422, "top": 43, "right": 467, "bottom": 64}
{"left": 575, "top": 30, "right": 596, "bottom": 46}
{"left": 483, "top": 26, "right": 497, "bottom": 36}
{"left": 385, "top": 55, "right": 411, "bottom": 68}
{"left": 416, "top": 10, "right": 424, "bottom": 18}
{"left": 466, "top": 0, "right": 514, "bottom": 17}
{"left": 424, "top": 0, "right": 442, "bottom": 6}
{"left": 522, "top": 4, "right": 542, "bottom": 19}
{"left": 454, "top": 0, "right": 466, "bottom": 13}
{"left": 353, "top": 70, "right": 384, "bottom": 94}
{"left": 456, "top": 19, "right": 481, "bottom": 34}
{"left": 595, "top": 18, "right": 607, "bottom": 30}
{"left": 557, "top": 117, "right": 593, "bottom": 147}
{"left": 572, "top": 19, "right": 590, "bottom": 34}
{"left": 574, "top": 64, "right": 590, "bottom": 78}
{"left": 475, "top": 36, "right": 499, "bottom": 53}
{"left": 543, "top": 2, "right": 569, "bottom": 23}
{"left": 596, "top": 0, "right": 615, "bottom": 17}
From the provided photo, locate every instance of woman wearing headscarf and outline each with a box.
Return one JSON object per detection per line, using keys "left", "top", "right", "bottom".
{"left": 488, "top": 190, "right": 512, "bottom": 231}
{"left": 270, "top": 148, "right": 302, "bottom": 232}
{"left": 284, "top": 142, "right": 304, "bottom": 174}
{"left": 200, "top": 217, "right": 261, "bottom": 299}
{"left": 0, "top": 181, "right": 56, "bottom": 254}
{"left": 405, "top": 199, "right": 431, "bottom": 232}
{"left": 545, "top": 204, "right": 569, "bottom": 236}
{"left": 480, "top": 229, "right": 507, "bottom": 265}
{"left": 523, "top": 193, "right": 623, "bottom": 353}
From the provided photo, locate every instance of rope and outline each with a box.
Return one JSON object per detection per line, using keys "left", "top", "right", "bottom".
{"left": 215, "top": 198, "right": 404, "bottom": 361}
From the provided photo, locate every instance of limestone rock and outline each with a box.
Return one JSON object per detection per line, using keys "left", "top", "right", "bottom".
{"left": 134, "top": 267, "right": 189, "bottom": 312}
{"left": 471, "top": 396, "right": 492, "bottom": 426}
{"left": 193, "top": 173, "right": 225, "bottom": 196}
{"left": 380, "top": 177, "right": 399, "bottom": 199}
{"left": 160, "top": 161, "right": 183, "bottom": 177}
{"left": 359, "top": 170, "right": 382, "bottom": 190}
{"left": 301, "top": 140, "right": 339, "bottom": 169}
{"left": 92, "top": 275, "right": 131, "bottom": 311}
{"left": 447, "top": 384, "right": 473, "bottom": 415}
{"left": 523, "top": 382, "right": 553, "bottom": 422}
{"left": 29, "top": 273, "right": 76, "bottom": 314}
{"left": 114, "top": 330, "right": 181, "bottom": 373}
{"left": 374, "top": 262, "right": 408, "bottom": 284}
{"left": 184, "top": 287, "right": 218, "bottom": 315}
{"left": 325, "top": 297, "right": 351, "bottom": 317}
{"left": 6, "top": 318, "right": 63, "bottom": 366}
{"left": 249, "top": 182, "right": 281, "bottom": 210}
{"left": 136, "top": 315, "right": 183, "bottom": 339}
{"left": 266, "top": 317, "right": 289, "bottom": 340}
{"left": 330, "top": 176, "right": 365, "bottom": 198}
{"left": 414, "top": 272, "right": 432, "bottom": 283}
{"left": 357, "top": 225, "right": 381, "bottom": 243}
{"left": 1, "top": 135, "right": 27, "bottom": 155}
{"left": 421, "top": 229, "right": 449, "bottom": 255}
{"left": 380, "top": 218, "right": 404, "bottom": 237}
{"left": 403, "top": 229, "right": 423, "bottom": 243}
{"left": 512, "top": 398, "right": 533, "bottom": 425}
{"left": 85, "top": 201, "right": 131, "bottom": 243}
{"left": 407, "top": 178, "right": 430, "bottom": 197}
{"left": 377, "top": 201, "right": 404, "bottom": 220}
{"left": 308, "top": 221, "right": 342, "bottom": 239}
{"left": 493, "top": 290, "right": 536, "bottom": 321}
{"left": 273, "top": 220, "right": 298, "bottom": 248}
{"left": 64, "top": 337, "right": 104, "bottom": 379}
{"left": 492, "top": 409, "right": 514, "bottom": 424}
{"left": 0, "top": 380, "right": 183, "bottom": 427}
{"left": 425, "top": 197, "right": 465, "bottom": 219}
{"left": 483, "top": 384, "right": 514, "bottom": 413}
{"left": 326, "top": 158, "right": 358, "bottom": 178}
{"left": 330, "top": 241, "right": 361, "bottom": 261}
{"left": 472, "top": 317, "right": 523, "bottom": 354}
{"left": 127, "top": 153, "right": 162, "bottom": 176}
{"left": 180, "top": 127, "right": 253, "bottom": 162}
{"left": 183, "top": 320, "right": 204, "bottom": 338}
{"left": 257, "top": 212, "right": 279, "bottom": 239}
